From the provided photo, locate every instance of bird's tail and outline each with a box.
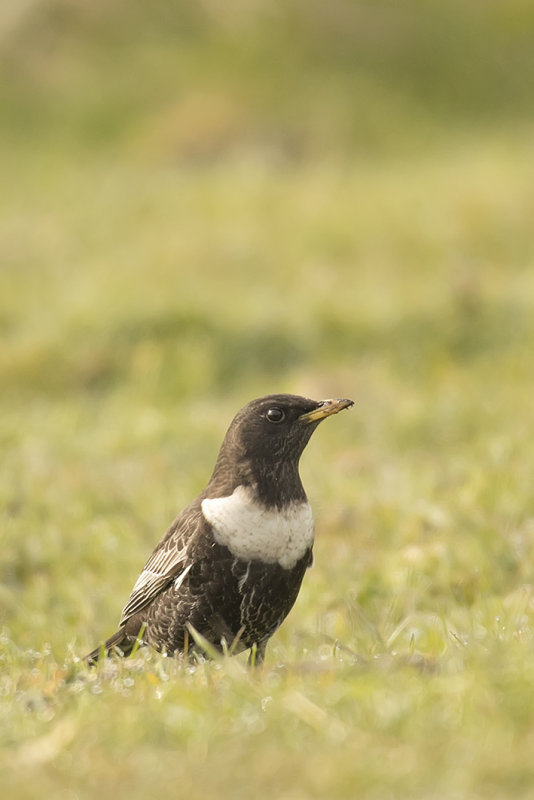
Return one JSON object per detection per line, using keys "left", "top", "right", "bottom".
{"left": 84, "top": 628, "right": 133, "bottom": 666}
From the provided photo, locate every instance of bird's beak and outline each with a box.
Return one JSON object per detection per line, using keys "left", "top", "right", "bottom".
{"left": 299, "top": 397, "right": 354, "bottom": 424}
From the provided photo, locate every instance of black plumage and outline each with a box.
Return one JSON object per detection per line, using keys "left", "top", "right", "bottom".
{"left": 85, "top": 393, "right": 353, "bottom": 666}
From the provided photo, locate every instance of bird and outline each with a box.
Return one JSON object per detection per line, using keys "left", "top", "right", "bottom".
{"left": 85, "top": 393, "right": 353, "bottom": 666}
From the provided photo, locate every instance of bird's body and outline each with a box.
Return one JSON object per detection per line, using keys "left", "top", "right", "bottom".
{"left": 86, "top": 394, "right": 353, "bottom": 665}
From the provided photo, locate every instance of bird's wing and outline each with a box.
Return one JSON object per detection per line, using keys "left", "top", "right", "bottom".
{"left": 119, "top": 502, "right": 201, "bottom": 626}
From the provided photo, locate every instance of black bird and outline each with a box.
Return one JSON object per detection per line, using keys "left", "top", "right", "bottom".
{"left": 86, "top": 394, "right": 353, "bottom": 666}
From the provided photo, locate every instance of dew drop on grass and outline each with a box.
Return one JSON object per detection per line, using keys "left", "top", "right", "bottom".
{"left": 261, "top": 695, "right": 272, "bottom": 711}
{"left": 319, "top": 644, "right": 333, "bottom": 660}
{"left": 38, "top": 705, "right": 55, "bottom": 722}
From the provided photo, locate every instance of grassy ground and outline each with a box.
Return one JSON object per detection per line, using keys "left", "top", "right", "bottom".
{"left": 2, "top": 2, "right": 534, "bottom": 798}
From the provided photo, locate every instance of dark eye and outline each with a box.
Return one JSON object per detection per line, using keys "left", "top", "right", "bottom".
{"left": 266, "top": 407, "right": 285, "bottom": 424}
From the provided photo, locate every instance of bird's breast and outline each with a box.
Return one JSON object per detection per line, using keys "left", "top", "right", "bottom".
{"left": 201, "top": 485, "right": 314, "bottom": 570}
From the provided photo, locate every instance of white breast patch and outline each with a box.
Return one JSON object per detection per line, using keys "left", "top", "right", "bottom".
{"left": 201, "top": 485, "right": 314, "bottom": 570}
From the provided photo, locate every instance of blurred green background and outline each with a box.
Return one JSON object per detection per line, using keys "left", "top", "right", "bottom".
{"left": 2, "top": 1, "right": 534, "bottom": 799}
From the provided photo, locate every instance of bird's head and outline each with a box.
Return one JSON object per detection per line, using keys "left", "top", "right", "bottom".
{"left": 208, "top": 394, "right": 353, "bottom": 506}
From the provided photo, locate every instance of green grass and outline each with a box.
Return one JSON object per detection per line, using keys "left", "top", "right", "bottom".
{"left": 2, "top": 2, "right": 534, "bottom": 798}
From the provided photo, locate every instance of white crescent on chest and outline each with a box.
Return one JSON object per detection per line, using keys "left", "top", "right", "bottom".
{"left": 201, "top": 485, "right": 314, "bottom": 570}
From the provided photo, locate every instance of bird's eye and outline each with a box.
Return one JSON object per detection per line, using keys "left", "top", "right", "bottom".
{"left": 266, "top": 407, "right": 285, "bottom": 424}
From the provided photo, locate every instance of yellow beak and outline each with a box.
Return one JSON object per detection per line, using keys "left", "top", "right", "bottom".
{"left": 299, "top": 397, "right": 354, "bottom": 424}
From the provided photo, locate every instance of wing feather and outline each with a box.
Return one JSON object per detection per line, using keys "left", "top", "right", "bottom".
{"left": 119, "top": 501, "right": 202, "bottom": 626}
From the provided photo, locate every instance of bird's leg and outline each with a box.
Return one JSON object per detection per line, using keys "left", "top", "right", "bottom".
{"left": 248, "top": 639, "right": 267, "bottom": 668}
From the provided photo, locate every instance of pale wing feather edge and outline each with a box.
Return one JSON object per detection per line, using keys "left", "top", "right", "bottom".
{"left": 119, "top": 509, "right": 200, "bottom": 626}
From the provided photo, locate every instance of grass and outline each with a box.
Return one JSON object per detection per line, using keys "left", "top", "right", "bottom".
{"left": 2, "top": 2, "right": 534, "bottom": 798}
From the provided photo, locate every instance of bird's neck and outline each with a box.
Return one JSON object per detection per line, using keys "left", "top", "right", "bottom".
{"left": 248, "top": 456, "right": 307, "bottom": 508}
{"left": 207, "top": 453, "right": 307, "bottom": 509}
